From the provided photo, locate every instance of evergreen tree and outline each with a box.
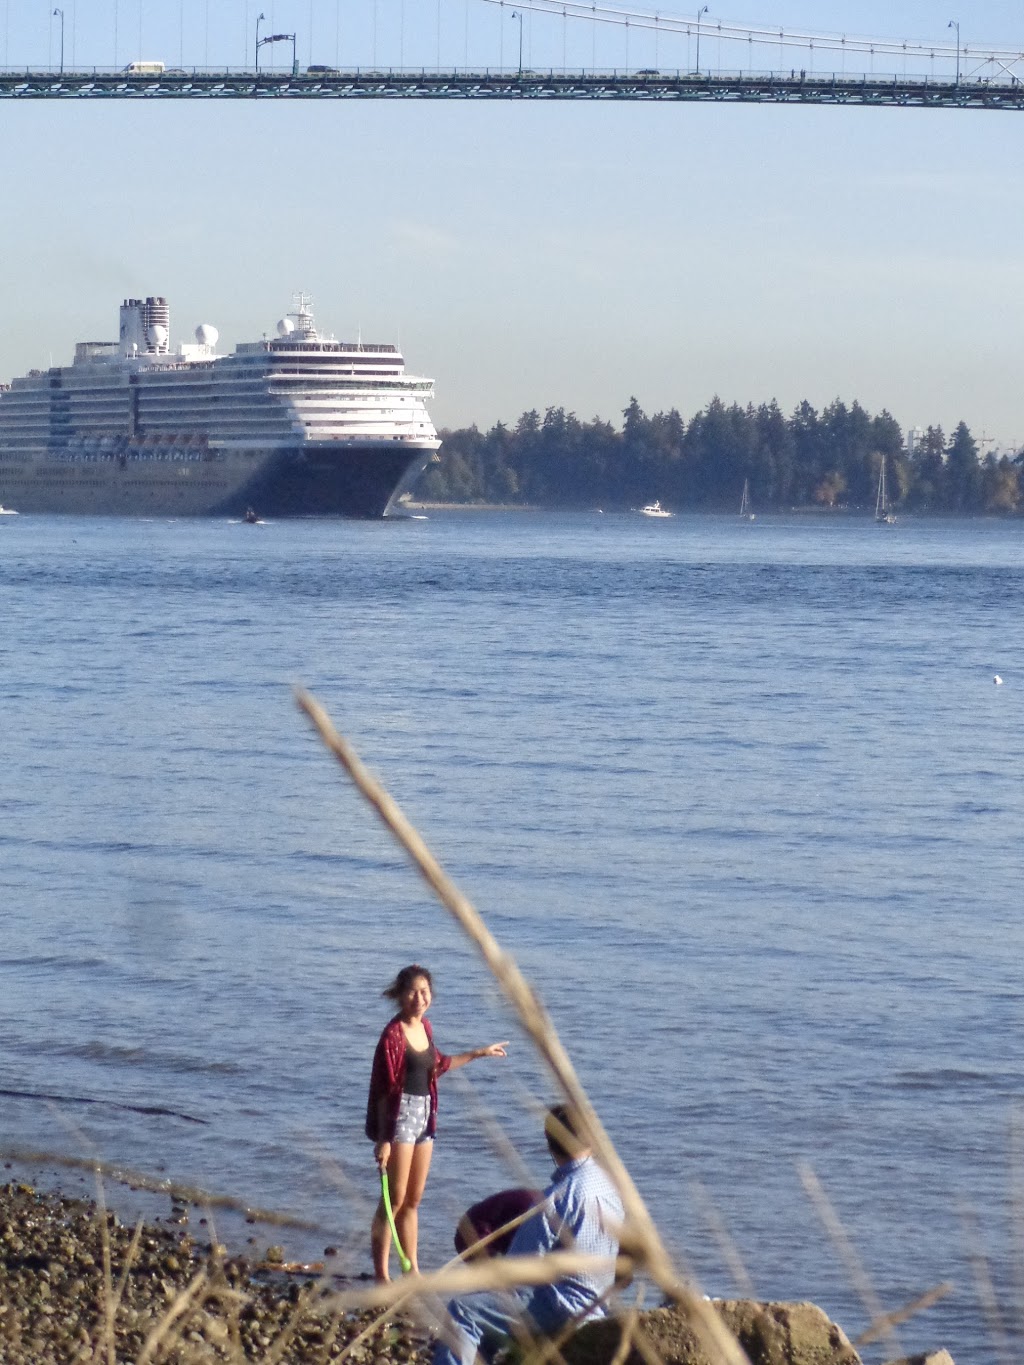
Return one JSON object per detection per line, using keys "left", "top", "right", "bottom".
{"left": 789, "top": 401, "right": 825, "bottom": 504}
{"left": 945, "top": 422, "right": 982, "bottom": 512}
{"left": 981, "top": 453, "right": 1020, "bottom": 513}
{"left": 908, "top": 425, "right": 945, "bottom": 509}
{"left": 754, "top": 401, "right": 796, "bottom": 505}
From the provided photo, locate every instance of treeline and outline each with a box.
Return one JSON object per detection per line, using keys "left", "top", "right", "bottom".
{"left": 419, "top": 397, "right": 1023, "bottom": 514}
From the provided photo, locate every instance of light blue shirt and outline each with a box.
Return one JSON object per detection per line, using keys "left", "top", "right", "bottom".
{"left": 507, "top": 1154, "right": 624, "bottom": 1328}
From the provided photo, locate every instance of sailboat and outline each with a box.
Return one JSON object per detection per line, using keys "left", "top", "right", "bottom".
{"left": 739, "top": 479, "right": 755, "bottom": 520}
{"left": 874, "top": 456, "right": 896, "bottom": 525}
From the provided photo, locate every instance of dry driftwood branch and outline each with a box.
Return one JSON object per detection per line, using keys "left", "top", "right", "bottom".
{"left": 297, "top": 688, "right": 751, "bottom": 1365}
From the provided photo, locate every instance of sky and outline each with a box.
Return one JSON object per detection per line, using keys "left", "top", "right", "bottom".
{"left": 2, "top": 0, "right": 1024, "bottom": 446}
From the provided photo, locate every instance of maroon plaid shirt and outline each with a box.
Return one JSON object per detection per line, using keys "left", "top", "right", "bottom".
{"left": 365, "top": 1014, "right": 451, "bottom": 1142}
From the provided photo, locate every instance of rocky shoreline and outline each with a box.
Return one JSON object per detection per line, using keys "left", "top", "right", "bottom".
{"left": 0, "top": 1182, "right": 955, "bottom": 1365}
{"left": 0, "top": 1181, "right": 430, "bottom": 1363}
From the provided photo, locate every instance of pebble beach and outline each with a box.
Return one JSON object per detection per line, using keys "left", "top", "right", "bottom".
{"left": 0, "top": 1181, "right": 430, "bottom": 1364}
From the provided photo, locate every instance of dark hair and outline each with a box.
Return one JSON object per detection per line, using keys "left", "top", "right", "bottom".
{"left": 544, "top": 1103, "right": 585, "bottom": 1161}
{"left": 382, "top": 964, "right": 434, "bottom": 1002}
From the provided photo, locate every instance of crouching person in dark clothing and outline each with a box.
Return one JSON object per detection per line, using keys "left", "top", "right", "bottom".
{"left": 455, "top": 1188, "right": 543, "bottom": 1260}
{"left": 432, "top": 1105, "right": 624, "bottom": 1365}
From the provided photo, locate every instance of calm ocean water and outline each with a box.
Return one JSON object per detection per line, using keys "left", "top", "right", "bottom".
{"left": 1, "top": 508, "right": 1023, "bottom": 1362}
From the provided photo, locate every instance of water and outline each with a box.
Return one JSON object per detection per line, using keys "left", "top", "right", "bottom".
{"left": 1, "top": 508, "right": 1023, "bottom": 1363}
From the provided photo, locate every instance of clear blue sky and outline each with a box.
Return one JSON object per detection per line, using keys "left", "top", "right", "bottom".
{"left": 2, "top": 1, "right": 1023, "bottom": 446}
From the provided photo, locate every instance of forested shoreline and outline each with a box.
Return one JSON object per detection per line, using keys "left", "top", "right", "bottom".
{"left": 419, "top": 397, "right": 1023, "bottom": 513}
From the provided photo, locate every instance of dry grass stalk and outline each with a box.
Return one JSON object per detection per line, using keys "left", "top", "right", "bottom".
{"left": 959, "top": 1200, "right": 1012, "bottom": 1365}
{"left": 310, "top": 1300, "right": 351, "bottom": 1365}
{"left": 325, "top": 1250, "right": 632, "bottom": 1312}
{"left": 853, "top": 1281, "right": 953, "bottom": 1346}
{"left": 607, "top": 1287, "right": 646, "bottom": 1365}
{"left": 93, "top": 1168, "right": 117, "bottom": 1365}
{"left": 689, "top": 1183, "right": 755, "bottom": 1300}
{"left": 527, "top": 1282, "right": 628, "bottom": 1365}
{"left": 607, "top": 1317, "right": 670, "bottom": 1365}
{"left": 1010, "top": 1105, "right": 1024, "bottom": 1341}
{"left": 297, "top": 689, "right": 750, "bottom": 1365}
{"left": 107, "top": 1217, "right": 146, "bottom": 1344}
{"left": 135, "top": 1268, "right": 210, "bottom": 1365}
{"left": 798, "top": 1161, "right": 898, "bottom": 1357}
{"left": 451, "top": 1069, "right": 538, "bottom": 1184}
{"left": 264, "top": 1282, "right": 316, "bottom": 1365}
{"left": 335, "top": 1198, "right": 551, "bottom": 1365}
{"left": 454, "top": 1197, "right": 553, "bottom": 1265}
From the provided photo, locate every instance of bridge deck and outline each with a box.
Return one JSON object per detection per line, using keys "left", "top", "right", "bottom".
{"left": 1, "top": 69, "right": 1023, "bottom": 107}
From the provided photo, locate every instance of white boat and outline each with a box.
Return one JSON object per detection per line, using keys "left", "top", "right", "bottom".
{"left": 0, "top": 504, "right": 17, "bottom": 515}
{"left": 875, "top": 456, "right": 896, "bottom": 525}
{"left": 739, "top": 479, "right": 755, "bottom": 520}
{"left": 640, "top": 500, "right": 672, "bottom": 518}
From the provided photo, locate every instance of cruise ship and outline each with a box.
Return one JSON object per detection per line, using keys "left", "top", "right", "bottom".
{"left": 0, "top": 295, "right": 441, "bottom": 517}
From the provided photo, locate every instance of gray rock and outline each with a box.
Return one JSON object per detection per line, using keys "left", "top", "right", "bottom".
{"left": 564, "top": 1299, "right": 862, "bottom": 1365}
{"left": 881, "top": 1353, "right": 956, "bottom": 1365}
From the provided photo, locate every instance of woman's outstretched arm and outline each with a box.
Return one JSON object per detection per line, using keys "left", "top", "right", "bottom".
{"left": 443, "top": 1041, "right": 510, "bottom": 1072}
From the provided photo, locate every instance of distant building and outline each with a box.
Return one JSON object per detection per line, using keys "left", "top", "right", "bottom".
{"left": 906, "top": 426, "right": 925, "bottom": 456}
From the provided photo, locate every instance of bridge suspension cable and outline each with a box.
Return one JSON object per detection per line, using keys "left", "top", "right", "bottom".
{"left": 478, "top": 0, "right": 1024, "bottom": 70}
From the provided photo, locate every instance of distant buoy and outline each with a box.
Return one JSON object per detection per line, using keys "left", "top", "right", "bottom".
{"left": 994, "top": 675, "right": 1004, "bottom": 685}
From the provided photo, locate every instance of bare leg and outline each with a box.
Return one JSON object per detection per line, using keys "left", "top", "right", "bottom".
{"left": 373, "top": 1143, "right": 416, "bottom": 1282}
{"left": 394, "top": 1142, "right": 433, "bottom": 1275}
{"left": 371, "top": 1198, "right": 391, "bottom": 1282}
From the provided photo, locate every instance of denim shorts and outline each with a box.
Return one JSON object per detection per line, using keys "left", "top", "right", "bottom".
{"left": 394, "top": 1093, "right": 432, "bottom": 1145}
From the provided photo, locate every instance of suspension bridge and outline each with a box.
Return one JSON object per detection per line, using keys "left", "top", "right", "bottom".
{"left": 3, "top": 2, "right": 1024, "bottom": 106}
{"left": 2, "top": 68, "right": 1022, "bottom": 107}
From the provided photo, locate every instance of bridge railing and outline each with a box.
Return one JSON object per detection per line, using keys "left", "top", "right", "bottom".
{"left": 0, "top": 63, "right": 1021, "bottom": 86}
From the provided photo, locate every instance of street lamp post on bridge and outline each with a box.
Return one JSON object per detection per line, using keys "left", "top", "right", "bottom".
{"left": 510, "top": 10, "right": 524, "bottom": 75}
{"left": 695, "top": 5, "right": 708, "bottom": 76}
{"left": 948, "top": 19, "right": 960, "bottom": 85}
{"left": 52, "top": 8, "right": 64, "bottom": 75}
{"left": 255, "top": 12, "right": 266, "bottom": 70}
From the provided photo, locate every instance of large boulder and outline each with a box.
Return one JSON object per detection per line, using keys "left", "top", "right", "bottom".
{"left": 562, "top": 1300, "right": 862, "bottom": 1365}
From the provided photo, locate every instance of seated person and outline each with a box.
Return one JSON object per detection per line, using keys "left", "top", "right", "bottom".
{"left": 433, "top": 1104, "right": 624, "bottom": 1365}
{"left": 454, "top": 1188, "right": 543, "bottom": 1259}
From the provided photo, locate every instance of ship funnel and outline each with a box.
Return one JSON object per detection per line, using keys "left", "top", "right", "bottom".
{"left": 120, "top": 295, "right": 170, "bottom": 356}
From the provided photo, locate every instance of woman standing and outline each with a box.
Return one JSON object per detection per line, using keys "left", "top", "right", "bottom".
{"left": 366, "top": 964, "right": 508, "bottom": 1280}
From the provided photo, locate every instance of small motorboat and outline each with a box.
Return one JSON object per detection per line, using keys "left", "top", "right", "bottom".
{"left": 243, "top": 506, "right": 259, "bottom": 524}
{"left": 639, "top": 500, "right": 672, "bottom": 518}
{"left": 0, "top": 504, "right": 18, "bottom": 515}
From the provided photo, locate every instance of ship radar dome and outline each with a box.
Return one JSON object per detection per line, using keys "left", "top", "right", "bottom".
{"left": 277, "top": 317, "right": 295, "bottom": 336}
{"left": 148, "top": 323, "right": 169, "bottom": 348}
{"left": 195, "top": 323, "right": 219, "bottom": 347}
